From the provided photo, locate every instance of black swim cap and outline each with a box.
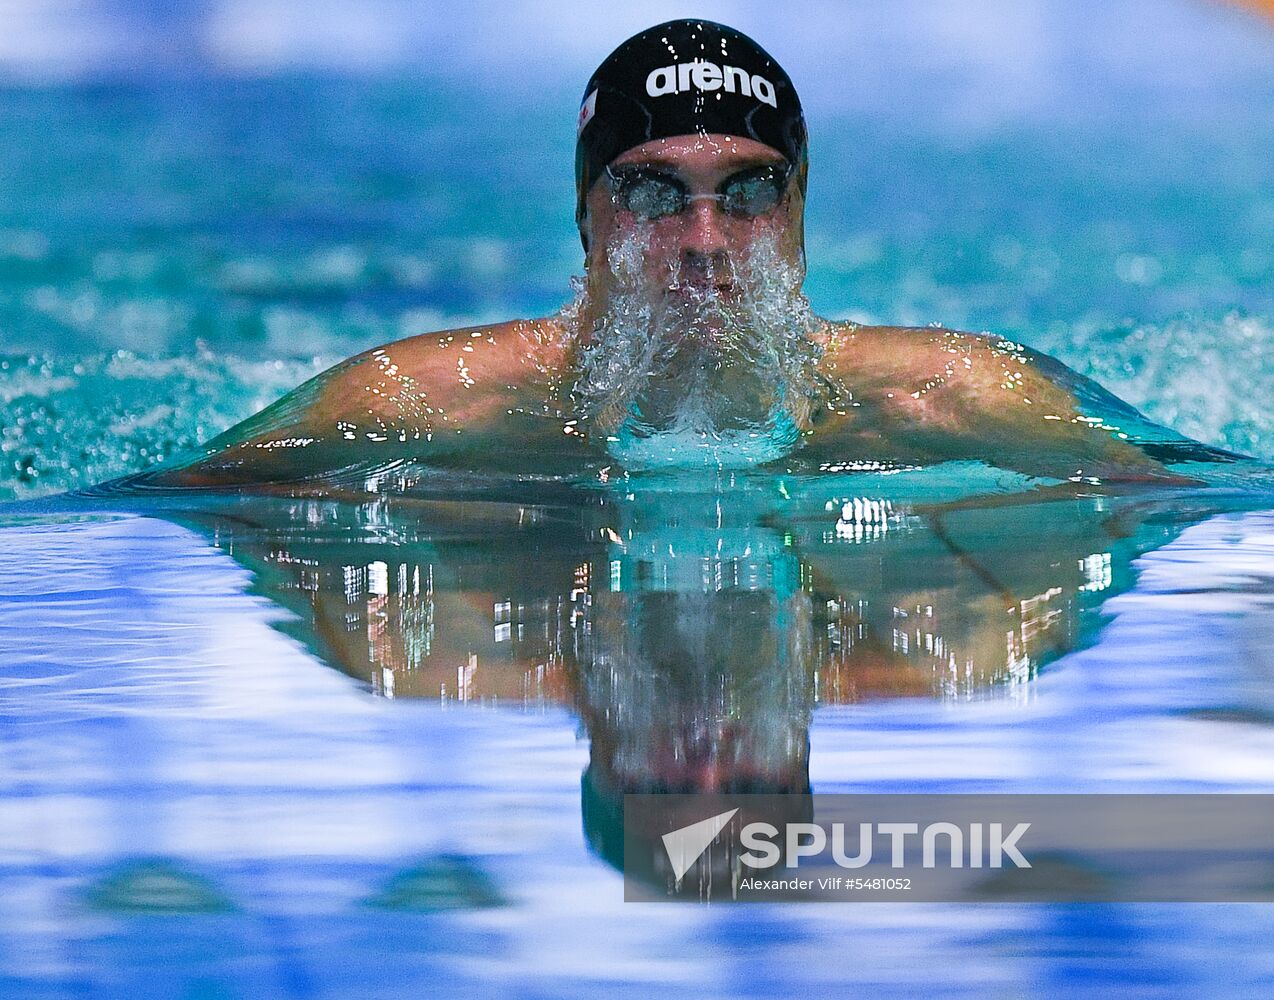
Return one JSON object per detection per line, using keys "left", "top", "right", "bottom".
{"left": 575, "top": 20, "right": 807, "bottom": 237}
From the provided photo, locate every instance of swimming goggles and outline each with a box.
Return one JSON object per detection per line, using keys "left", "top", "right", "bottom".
{"left": 604, "top": 162, "right": 791, "bottom": 220}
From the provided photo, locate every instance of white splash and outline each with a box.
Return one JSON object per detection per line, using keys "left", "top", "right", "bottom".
{"left": 567, "top": 228, "right": 823, "bottom": 469}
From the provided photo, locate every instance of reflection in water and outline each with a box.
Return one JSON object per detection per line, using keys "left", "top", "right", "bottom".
{"left": 4, "top": 497, "right": 1274, "bottom": 991}
{"left": 147, "top": 471, "right": 1250, "bottom": 877}
{"left": 176, "top": 480, "right": 1188, "bottom": 700}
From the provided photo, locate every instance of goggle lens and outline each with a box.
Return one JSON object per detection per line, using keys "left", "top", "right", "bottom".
{"left": 618, "top": 171, "right": 686, "bottom": 219}
{"left": 719, "top": 167, "right": 785, "bottom": 217}
{"left": 608, "top": 165, "right": 788, "bottom": 220}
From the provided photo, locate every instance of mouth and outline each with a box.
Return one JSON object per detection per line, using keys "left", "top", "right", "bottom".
{"left": 666, "top": 276, "right": 738, "bottom": 298}
{"left": 666, "top": 255, "right": 737, "bottom": 295}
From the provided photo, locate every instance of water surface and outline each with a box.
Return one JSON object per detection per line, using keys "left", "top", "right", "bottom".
{"left": 5, "top": 1, "right": 1274, "bottom": 995}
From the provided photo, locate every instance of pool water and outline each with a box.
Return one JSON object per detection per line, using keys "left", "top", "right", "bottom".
{"left": 3, "top": 474, "right": 1274, "bottom": 997}
{"left": 4, "top": 0, "right": 1274, "bottom": 996}
{"left": 5, "top": 4, "right": 1274, "bottom": 499}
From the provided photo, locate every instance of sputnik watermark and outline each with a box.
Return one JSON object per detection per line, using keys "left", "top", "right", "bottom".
{"left": 664, "top": 809, "right": 1030, "bottom": 878}
{"left": 622, "top": 794, "right": 1274, "bottom": 902}
{"left": 737, "top": 819, "right": 1031, "bottom": 869}
{"left": 662, "top": 809, "right": 740, "bottom": 881}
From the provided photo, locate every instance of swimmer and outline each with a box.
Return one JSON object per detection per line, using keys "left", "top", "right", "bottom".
{"left": 141, "top": 19, "right": 1236, "bottom": 492}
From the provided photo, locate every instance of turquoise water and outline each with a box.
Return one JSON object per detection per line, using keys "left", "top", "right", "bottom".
{"left": 4, "top": 2, "right": 1274, "bottom": 997}
{"left": 5, "top": 7, "right": 1274, "bottom": 498}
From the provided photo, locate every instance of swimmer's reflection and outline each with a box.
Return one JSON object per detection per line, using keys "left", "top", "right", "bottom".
{"left": 168, "top": 480, "right": 1206, "bottom": 877}
{"left": 183, "top": 484, "right": 1170, "bottom": 704}
{"left": 573, "top": 513, "right": 817, "bottom": 882}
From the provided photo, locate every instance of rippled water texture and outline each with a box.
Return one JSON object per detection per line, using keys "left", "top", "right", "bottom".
{"left": 5, "top": 0, "right": 1274, "bottom": 497}
{"left": 4, "top": 2, "right": 1274, "bottom": 997}
{"left": 2, "top": 489, "right": 1274, "bottom": 996}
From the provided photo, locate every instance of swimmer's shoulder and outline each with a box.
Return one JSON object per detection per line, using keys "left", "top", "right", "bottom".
{"left": 330, "top": 317, "right": 569, "bottom": 395}
{"left": 814, "top": 320, "right": 1018, "bottom": 371}
{"left": 806, "top": 320, "right": 1179, "bottom": 481}
{"left": 813, "top": 320, "right": 1072, "bottom": 405}
{"left": 146, "top": 317, "right": 572, "bottom": 488}
{"left": 312, "top": 317, "right": 571, "bottom": 423}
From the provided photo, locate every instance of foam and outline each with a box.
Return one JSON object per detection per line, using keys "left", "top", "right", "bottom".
{"left": 1047, "top": 311, "right": 1274, "bottom": 462}
{"left": 0, "top": 350, "right": 328, "bottom": 501}
{"left": 569, "top": 228, "right": 821, "bottom": 469}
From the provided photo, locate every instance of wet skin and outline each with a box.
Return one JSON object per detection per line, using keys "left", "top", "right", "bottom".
{"left": 145, "top": 134, "right": 1207, "bottom": 491}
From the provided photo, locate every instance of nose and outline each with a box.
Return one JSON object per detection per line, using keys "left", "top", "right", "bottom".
{"left": 682, "top": 199, "right": 729, "bottom": 252}
{"left": 679, "top": 199, "right": 731, "bottom": 278}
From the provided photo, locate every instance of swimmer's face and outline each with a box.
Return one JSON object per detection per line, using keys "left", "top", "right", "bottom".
{"left": 582, "top": 134, "right": 805, "bottom": 299}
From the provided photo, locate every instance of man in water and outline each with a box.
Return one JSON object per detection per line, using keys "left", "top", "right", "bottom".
{"left": 148, "top": 19, "right": 1214, "bottom": 491}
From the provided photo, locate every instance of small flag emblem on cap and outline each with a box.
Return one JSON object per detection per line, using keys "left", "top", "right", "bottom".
{"left": 577, "top": 89, "right": 598, "bottom": 135}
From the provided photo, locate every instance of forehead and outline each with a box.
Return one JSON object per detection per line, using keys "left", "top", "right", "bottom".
{"left": 611, "top": 134, "right": 786, "bottom": 176}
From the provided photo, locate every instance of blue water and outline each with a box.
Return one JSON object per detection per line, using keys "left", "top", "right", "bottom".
{"left": 3, "top": 492, "right": 1274, "bottom": 997}
{"left": 5, "top": 3, "right": 1274, "bottom": 498}
{"left": 4, "top": 1, "right": 1274, "bottom": 996}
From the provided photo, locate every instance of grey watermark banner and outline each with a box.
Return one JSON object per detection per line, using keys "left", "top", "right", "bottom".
{"left": 622, "top": 794, "right": 1274, "bottom": 902}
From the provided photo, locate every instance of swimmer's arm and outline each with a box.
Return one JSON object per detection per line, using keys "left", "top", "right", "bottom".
{"left": 809, "top": 324, "right": 1186, "bottom": 483}
{"left": 148, "top": 319, "right": 569, "bottom": 487}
